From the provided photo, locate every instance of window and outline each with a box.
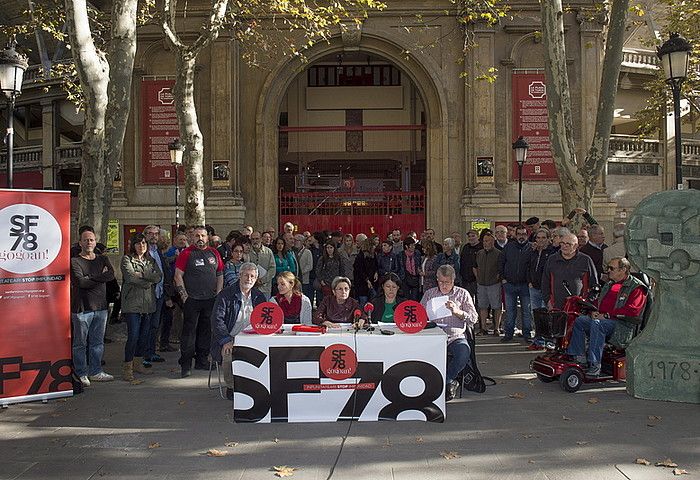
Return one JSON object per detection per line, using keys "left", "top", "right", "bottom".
{"left": 308, "top": 64, "right": 401, "bottom": 87}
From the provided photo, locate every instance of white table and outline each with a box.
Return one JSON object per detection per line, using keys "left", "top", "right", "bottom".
{"left": 232, "top": 326, "right": 447, "bottom": 423}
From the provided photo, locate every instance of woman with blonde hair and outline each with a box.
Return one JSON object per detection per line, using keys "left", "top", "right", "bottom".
{"left": 269, "top": 271, "right": 312, "bottom": 324}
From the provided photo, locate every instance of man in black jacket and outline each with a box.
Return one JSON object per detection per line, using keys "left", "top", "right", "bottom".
{"left": 498, "top": 225, "right": 532, "bottom": 342}
{"left": 459, "top": 229, "right": 482, "bottom": 301}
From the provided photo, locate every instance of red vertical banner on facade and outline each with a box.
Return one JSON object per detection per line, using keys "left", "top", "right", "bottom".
{"left": 141, "top": 79, "right": 182, "bottom": 184}
{"left": 0, "top": 189, "right": 73, "bottom": 405}
{"left": 512, "top": 72, "right": 558, "bottom": 181}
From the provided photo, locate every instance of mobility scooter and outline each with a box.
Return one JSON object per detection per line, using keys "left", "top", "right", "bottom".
{"left": 529, "top": 273, "right": 653, "bottom": 393}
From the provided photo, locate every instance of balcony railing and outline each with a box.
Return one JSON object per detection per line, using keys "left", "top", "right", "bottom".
{"left": 621, "top": 50, "right": 658, "bottom": 69}
{"left": 608, "top": 135, "right": 661, "bottom": 159}
{"left": 0, "top": 143, "right": 83, "bottom": 169}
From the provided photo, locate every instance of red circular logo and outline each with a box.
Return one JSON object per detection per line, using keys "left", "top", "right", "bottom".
{"left": 394, "top": 300, "right": 428, "bottom": 333}
{"left": 250, "top": 302, "right": 284, "bottom": 335}
{"left": 319, "top": 344, "right": 357, "bottom": 380}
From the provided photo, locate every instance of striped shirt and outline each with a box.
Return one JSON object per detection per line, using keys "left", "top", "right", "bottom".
{"left": 421, "top": 286, "right": 478, "bottom": 344}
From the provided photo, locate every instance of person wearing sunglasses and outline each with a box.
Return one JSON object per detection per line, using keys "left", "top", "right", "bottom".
{"left": 567, "top": 257, "right": 647, "bottom": 376}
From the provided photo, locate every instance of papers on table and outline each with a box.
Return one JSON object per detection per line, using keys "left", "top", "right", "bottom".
{"left": 427, "top": 295, "right": 451, "bottom": 321}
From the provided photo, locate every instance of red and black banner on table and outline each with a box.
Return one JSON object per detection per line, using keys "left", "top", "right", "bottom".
{"left": 0, "top": 189, "right": 73, "bottom": 405}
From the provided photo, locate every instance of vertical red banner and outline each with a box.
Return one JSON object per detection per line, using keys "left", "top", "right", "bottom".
{"left": 0, "top": 189, "right": 73, "bottom": 405}
{"left": 141, "top": 79, "right": 182, "bottom": 184}
{"left": 512, "top": 72, "right": 558, "bottom": 181}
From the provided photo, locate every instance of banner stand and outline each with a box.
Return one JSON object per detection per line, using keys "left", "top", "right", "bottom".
{"left": 0, "top": 189, "right": 73, "bottom": 406}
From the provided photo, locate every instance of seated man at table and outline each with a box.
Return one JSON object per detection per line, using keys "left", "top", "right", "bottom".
{"left": 421, "top": 264, "right": 478, "bottom": 401}
{"left": 566, "top": 257, "right": 647, "bottom": 377}
{"left": 211, "top": 262, "right": 267, "bottom": 400}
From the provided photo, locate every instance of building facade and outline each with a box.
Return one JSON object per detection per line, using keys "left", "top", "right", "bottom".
{"left": 1, "top": 0, "right": 698, "bottom": 245}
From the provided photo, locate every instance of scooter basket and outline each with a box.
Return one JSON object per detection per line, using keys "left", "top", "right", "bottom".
{"left": 533, "top": 309, "right": 567, "bottom": 338}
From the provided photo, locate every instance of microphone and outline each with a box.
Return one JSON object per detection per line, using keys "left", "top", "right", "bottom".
{"left": 353, "top": 309, "right": 362, "bottom": 331}
{"left": 363, "top": 303, "right": 376, "bottom": 332}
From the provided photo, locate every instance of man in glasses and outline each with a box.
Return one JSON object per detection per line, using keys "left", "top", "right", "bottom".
{"left": 567, "top": 257, "right": 647, "bottom": 376}
{"left": 541, "top": 233, "right": 598, "bottom": 310}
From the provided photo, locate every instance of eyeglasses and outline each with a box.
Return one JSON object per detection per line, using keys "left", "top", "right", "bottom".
{"left": 606, "top": 265, "right": 621, "bottom": 272}
{"left": 560, "top": 242, "right": 576, "bottom": 246}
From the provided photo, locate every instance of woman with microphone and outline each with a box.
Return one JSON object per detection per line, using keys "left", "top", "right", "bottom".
{"left": 368, "top": 273, "right": 407, "bottom": 324}
{"left": 312, "top": 276, "right": 365, "bottom": 328}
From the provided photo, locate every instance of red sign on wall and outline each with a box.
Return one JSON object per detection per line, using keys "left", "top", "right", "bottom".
{"left": 141, "top": 79, "right": 182, "bottom": 184}
{"left": 512, "top": 73, "right": 558, "bottom": 181}
{"left": 0, "top": 189, "right": 72, "bottom": 405}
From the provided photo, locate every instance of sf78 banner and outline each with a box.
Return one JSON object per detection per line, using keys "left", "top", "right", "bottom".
{"left": 0, "top": 189, "right": 73, "bottom": 405}
{"left": 232, "top": 329, "right": 447, "bottom": 423}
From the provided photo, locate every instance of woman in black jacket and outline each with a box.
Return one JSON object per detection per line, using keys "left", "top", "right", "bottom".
{"left": 368, "top": 273, "right": 407, "bottom": 324}
{"left": 353, "top": 238, "right": 379, "bottom": 307}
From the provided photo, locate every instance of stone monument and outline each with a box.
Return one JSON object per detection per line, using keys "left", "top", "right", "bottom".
{"left": 626, "top": 189, "right": 700, "bottom": 403}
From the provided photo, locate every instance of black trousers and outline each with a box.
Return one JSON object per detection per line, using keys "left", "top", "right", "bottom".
{"left": 179, "top": 297, "right": 215, "bottom": 368}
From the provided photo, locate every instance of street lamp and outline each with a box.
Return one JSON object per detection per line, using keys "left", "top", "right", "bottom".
{"left": 0, "top": 40, "right": 28, "bottom": 189}
{"left": 657, "top": 32, "right": 692, "bottom": 190}
{"left": 168, "top": 138, "right": 184, "bottom": 228}
{"left": 512, "top": 136, "right": 529, "bottom": 224}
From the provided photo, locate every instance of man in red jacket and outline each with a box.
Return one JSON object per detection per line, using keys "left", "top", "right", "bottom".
{"left": 567, "top": 257, "right": 647, "bottom": 376}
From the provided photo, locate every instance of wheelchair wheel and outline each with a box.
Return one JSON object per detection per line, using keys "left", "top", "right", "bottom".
{"left": 536, "top": 373, "right": 556, "bottom": 383}
{"left": 560, "top": 368, "right": 583, "bottom": 393}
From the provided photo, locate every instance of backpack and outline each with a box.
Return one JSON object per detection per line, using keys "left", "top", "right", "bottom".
{"left": 461, "top": 329, "right": 495, "bottom": 393}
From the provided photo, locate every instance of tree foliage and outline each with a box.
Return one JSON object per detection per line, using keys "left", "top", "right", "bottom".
{"left": 635, "top": 0, "right": 700, "bottom": 135}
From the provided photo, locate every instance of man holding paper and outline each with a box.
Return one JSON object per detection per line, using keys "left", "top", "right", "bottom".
{"left": 420, "top": 264, "right": 478, "bottom": 401}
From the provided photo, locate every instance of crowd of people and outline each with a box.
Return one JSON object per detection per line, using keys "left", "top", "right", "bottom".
{"left": 69, "top": 210, "right": 636, "bottom": 401}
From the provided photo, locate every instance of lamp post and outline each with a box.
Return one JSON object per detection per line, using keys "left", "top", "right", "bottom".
{"left": 512, "top": 136, "right": 529, "bottom": 224}
{"left": 168, "top": 138, "right": 184, "bottom": 228}
{"left": 657, "top": 33, "right": 692, "bottom": 190}
{"left": 0, "top": 40, "right": 28, "bottom": 189}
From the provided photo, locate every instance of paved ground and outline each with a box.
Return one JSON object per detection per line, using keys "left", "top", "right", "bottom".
{"left": 2, "top": 328, "right": 698, "bottom": 480}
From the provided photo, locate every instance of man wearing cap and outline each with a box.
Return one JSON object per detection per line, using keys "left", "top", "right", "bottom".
{"left": 525, "top": 217, "right": 541, "bottom": 242}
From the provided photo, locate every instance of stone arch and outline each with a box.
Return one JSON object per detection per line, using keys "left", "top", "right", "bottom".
{"left": 253, "top": 29, "right": 450, "bottom": 231}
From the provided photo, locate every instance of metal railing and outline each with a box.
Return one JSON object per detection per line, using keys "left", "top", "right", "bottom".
{"left": 280, "top": 190, "right": 425, "bottom": 217}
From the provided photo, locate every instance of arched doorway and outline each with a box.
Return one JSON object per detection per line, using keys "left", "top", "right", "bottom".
{"left": 278, "top": 51, "right": 427, "bottom": 237}
{"left": 253, "top": 32, "right": 450, "bottom": 237}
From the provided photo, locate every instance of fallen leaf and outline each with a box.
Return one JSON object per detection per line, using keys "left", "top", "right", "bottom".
{"left": 672, "top": 468, "right": 689, "bottom": 475}
{"left": 576, "top": 441, "right": 589, "bottom": 446}
{"left": 131, "top": 379, "right": 143, "bottom": 385}
{"left": 224, "top": 442, "right": 239, "bottom": 447}
{"left": 656, "top": 458, "right": 679, "bottom": 468}
{"left": 58, "top": 398, "right": 67, "bottom": 402}
{"left": 635, "top": 458, "right": 651, "bottom": 466}
{"left": 528, "top": 459, "right": 536, "bottom": 463}
{"left": 272, "top": 466, "right": 297, "bottom": 477}
{"left": 178, "top": 401, "right": 186, "bottom": 406}
{"left": 509, "top": 392, "right": 526, "bottom": 399}
{"left": 648, "top": 415, "right": 662, "bottom": 421}
{"left": 522, "top": 434, "right": 534, "bottom": 438}
{"left": 440, "top": 451, "right": 459, "bottom": 460}
{"left": 206, "top": 449, "right": 228, "bottom": 457}
{"left": 272, "top": 438, "right": 279, "bottom": 443}
{"left": 646, "top": 423, "right": 656, "bottom": 427}
{"left": 415, "top": 437, "right": 424, "bottom": 443}
{"left": 562, "top": 416, "right": 571, "bottom": 421}
{"left": 148, "top": 442, "right": 160, "bottom": 449}
{"left": 608, "top": 409, "right": 621, "bottom": 414}
{"left": 587, "top": 397, "right": 599, "bottom": 404}
{"left": 382, "top": 440, "right": 392, "bottom": 448}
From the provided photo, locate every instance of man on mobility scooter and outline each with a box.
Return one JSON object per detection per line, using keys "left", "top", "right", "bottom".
{"left": 566, "top": 257, "right": 647, "bottom": 377}
{"left": 531, "top": 255, "right": 652, "bottom": 392}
